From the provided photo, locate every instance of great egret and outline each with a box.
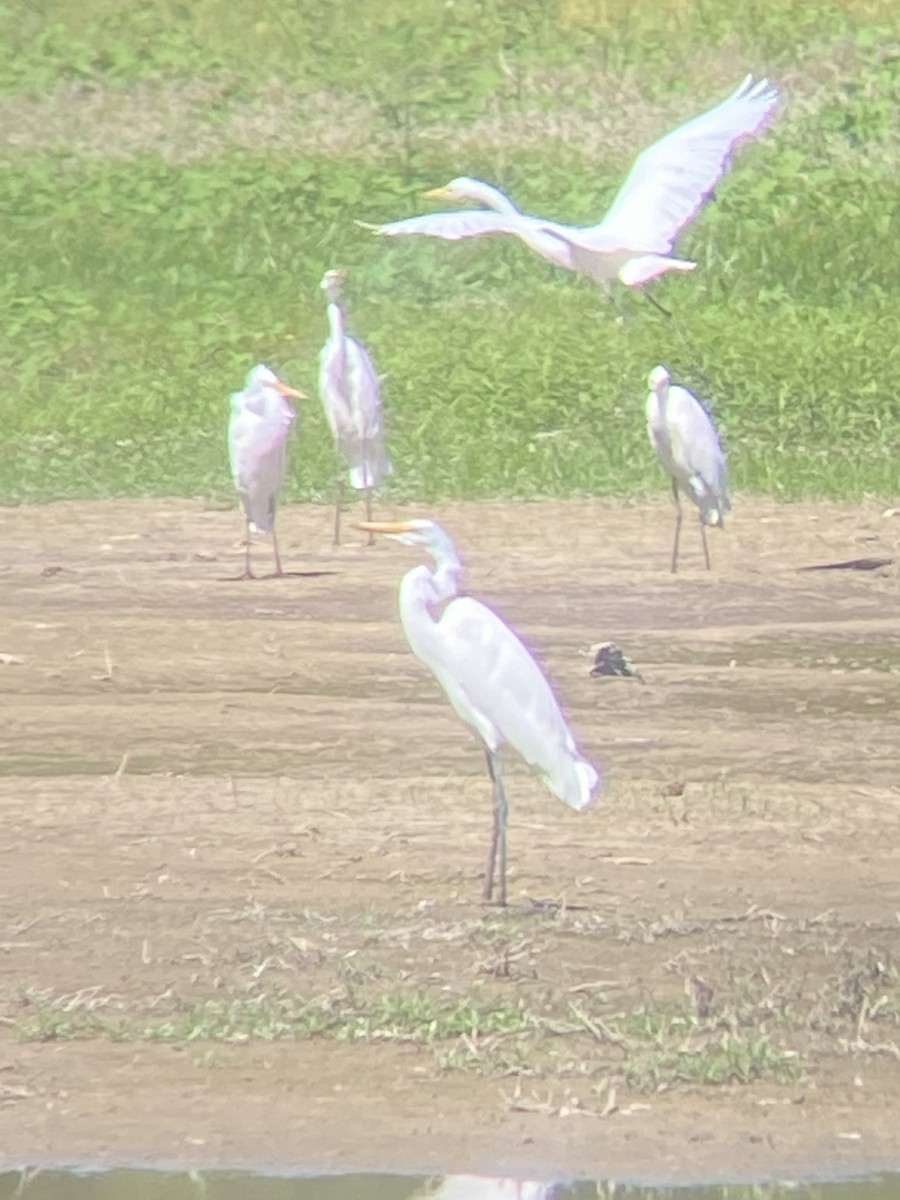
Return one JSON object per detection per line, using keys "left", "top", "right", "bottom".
{"left": 646, "top": 365, "right": 731, "bottom": 573}
{"left": 363, "top": 75, "right": 778, "bottom": 292}
{"left": 227, "top": 364, "right": 306, "bottom": 579}
{"left": 357, "top": 518, "right": 600, "bottom": 905}
{"left": 319, "top": 268, "right": 392, "bottom": 546}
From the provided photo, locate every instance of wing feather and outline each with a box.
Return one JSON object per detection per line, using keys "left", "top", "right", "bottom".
{"left": 433, "top": 597, "right": 599, "bottom": 810}
{"left": 369, "top": 209, "right": 527, "bottom": 242}
{"left": 368, "top": 210, "right": 577, "bottom": 269}
{"left": 590, "top": 76, "right": 779, "bottom": 253}
{"left": 319, "top": 334, "right": 391, "bottom": 490}
{"left": 227, "top": 391, "right": 294, "bottom": 532}
{"left": 660, "top": 387, "right": 730, "bottom": 519}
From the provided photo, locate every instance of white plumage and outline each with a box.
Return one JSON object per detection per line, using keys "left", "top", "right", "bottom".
{"left": 227, "top": 364, "right": 305, "bottom": 579}
{"left": 357, "top": 518, "right": 600, "bottom": 904}
{"left": 646, "top": 364, "right": 731, "bottom": 573}
{"left": 431, "top": 596, "right": 598, "bottom": 811}
{"left": 421, "top": 1177, "right": 550, "bottom": 1200}
{"left": 318, "top": 268, "right": 391, "bottom": 544}
{"left": 364, "top": 76, "right": 778, "bottom": 292}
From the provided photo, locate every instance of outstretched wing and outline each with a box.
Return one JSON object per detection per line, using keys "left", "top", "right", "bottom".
{"left": 590, "top": 76, "right": 779, "bottom": 254}
{"left": 362, "top": 211, "right": 577, "bottom": 270}
{"left": 362, "top": 210, "right": 524, "bottom": 242}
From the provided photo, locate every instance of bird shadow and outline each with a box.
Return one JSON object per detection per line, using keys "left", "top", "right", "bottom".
{"left": 479, "top": 898, "right": 592, "bottom": 915}
{"left": 217, "top": 569, "right": 340, "bottom": 582}
{"left": 796, "top": 557, "right": 893, "bottom": 573}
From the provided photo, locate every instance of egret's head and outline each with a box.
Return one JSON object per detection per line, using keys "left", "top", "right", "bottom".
{"left": 245, "top": 363, "right": 306, "bottom": 400}
{"left": 354, "top": 518, "right": 440, "bottom": 548}
{"left": 320, "top": 267, "right": 347, "bottom": 304}
{"left": 423, "top": 176, "right": 488, "bottom": 204}
{"left": 647, "top": 365, "right": 671, "bottom": 394}
{"left": 355, "top": 518, "right": 462, "bottom": 570}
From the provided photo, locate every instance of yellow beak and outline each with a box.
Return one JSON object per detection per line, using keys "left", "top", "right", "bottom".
{"left": 422, "top": 186, "right": 448, "bottom": 201}
{"left": 273, "top": 380, "right": 306, "bottom": 399}
{"left": 355, "top": 520, "right": 412, "bottom": 535}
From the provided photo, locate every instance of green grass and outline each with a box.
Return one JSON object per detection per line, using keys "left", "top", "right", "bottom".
{"left": 15, "top": 983, "right": 532, "bottom": 1046}
{"left": 11, "top": 931, "right": 900, "bottom": 1092}
{"left": 0, "top": 0, "right": 898, "bottom": 503}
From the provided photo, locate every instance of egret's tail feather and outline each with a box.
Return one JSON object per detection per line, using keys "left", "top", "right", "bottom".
{"left": 547, "top": 756, "right": 602, "bottom": 812}
{"left": 349, "top": 464, "right": 377, "bottom": 489}
{"left": 700, "top": 495, "right": 731, "bottom": 528}
{"left": 243, "top": 494, "right": 276, "bottom": 535}
{"left": 619, "top": 255, "right": 696, "bottom": 288}
{"left": 348, "top": 455, "right": 393, "bottom": 491}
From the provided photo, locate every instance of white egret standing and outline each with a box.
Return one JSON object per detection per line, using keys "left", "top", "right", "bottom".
{"left": 363, "top": 76, "right": 778, "bottom": 293}
{"left": 357, "top": 518, "right": 600, "bottom": 905}
{"left": 646, "top": 365, "right": 731, "bottom": 574}
{"left": 319, "top": 268, "right": 391, "bottom": 546}
{"left": 227, "top": 364, "right": 306, "bottom": 580}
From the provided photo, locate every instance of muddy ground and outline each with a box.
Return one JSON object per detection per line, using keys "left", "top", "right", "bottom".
{"left": 0, "top": 497, "right": 899, "bottom": 1185}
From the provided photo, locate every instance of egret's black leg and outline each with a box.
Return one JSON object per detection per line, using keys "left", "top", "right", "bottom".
{"left": 644, "top": 291, "right": 673, "bottom": 319}
{"left": 363, "top": 442, "right": 375, "bottom": 545}
{"left": 241, "top": 517, "right": 255, "bottom": 580}
{"left": 670, "top": 480, "right": 683, "bottom": 575}
{"left": 333, "top": 464, "right": 345, "bottom": 547}
{"left": 483, "top": 748, "right": 508, "bottom": 906}
{"left": 271, "top": 524, "right": 284, "bottom": 577}
{"left": 699, "top": 519, "right": 711, "bottom": 571}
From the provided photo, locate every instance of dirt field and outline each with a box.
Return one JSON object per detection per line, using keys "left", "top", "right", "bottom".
{"left": 1, "top": 496, "right": 899, "bottom": 1184}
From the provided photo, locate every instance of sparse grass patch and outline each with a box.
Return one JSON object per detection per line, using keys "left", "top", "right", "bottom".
{"left": 617, "top": 1007, "right": 800, "bottom": 1089}
{"left": 13, "top": 983, "right": 533, "bottom": 1049}
{"left": 15, "top": 929, "right": 899, "bottom": 1092}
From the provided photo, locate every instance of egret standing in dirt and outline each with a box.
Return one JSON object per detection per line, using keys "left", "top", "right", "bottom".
{"left": 357, "top": 518, "right": 600, "bottom": 905}
{"left": 362, "top": 76, "right": 778, "bottom": 295}
{"left": 646, "top": 365, "right": 731, "bottom": 574}
{"left": 227, "top": 364, "right": 306, "bottom": 580}
{"left": 319, "top": 268, "right": 391, "bottom": 546}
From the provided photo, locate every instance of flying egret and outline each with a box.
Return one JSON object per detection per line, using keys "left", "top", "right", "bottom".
{"left": 227, "top": 364, "right": 306, "bottom": 580}
{"left": 356, "top": 518, "right": 600, "bottom": 905}
{"left": 646, "top": 365, "right": 731, "bottom": 574}
{"left": 363, "top": 75, "right": 778, "bottom": 292}
{"left": 319, "top": 268, "right": 392, "bottom": 546}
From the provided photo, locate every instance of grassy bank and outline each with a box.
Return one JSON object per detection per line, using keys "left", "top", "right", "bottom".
{"left": 1, "top": 0, "right": 898, "bottom": 504}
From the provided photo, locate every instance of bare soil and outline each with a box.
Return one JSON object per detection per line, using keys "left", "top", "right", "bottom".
{"left": 1, "top": 497, "right": 899, "bottom": 1184}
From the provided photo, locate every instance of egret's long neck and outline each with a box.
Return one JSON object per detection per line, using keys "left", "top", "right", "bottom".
{"left": 470, "top": 182, "right": 520, "bottom": 216}
{"left": 326, "top": 297, "right": 346, "bottom": 345}
{"left": 397, "top": 566, "right": 442, "bottom": 663}
{"left": 430, "top": 543, "right": 462, "bottom": 603}
{"left": 397, "top": 551, "right": 462, "bottom": 661}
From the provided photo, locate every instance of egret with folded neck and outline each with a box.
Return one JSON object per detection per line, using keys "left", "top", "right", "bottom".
{"left": 227, "top": 364, "right": 306, "bottom": 579}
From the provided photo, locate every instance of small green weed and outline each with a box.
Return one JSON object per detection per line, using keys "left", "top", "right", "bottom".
{"left": 619, "top": 1007, "right": 799, "bottom": 1089}
{"left": 14, "top": 984, "right": 531, "bottom": 1047}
